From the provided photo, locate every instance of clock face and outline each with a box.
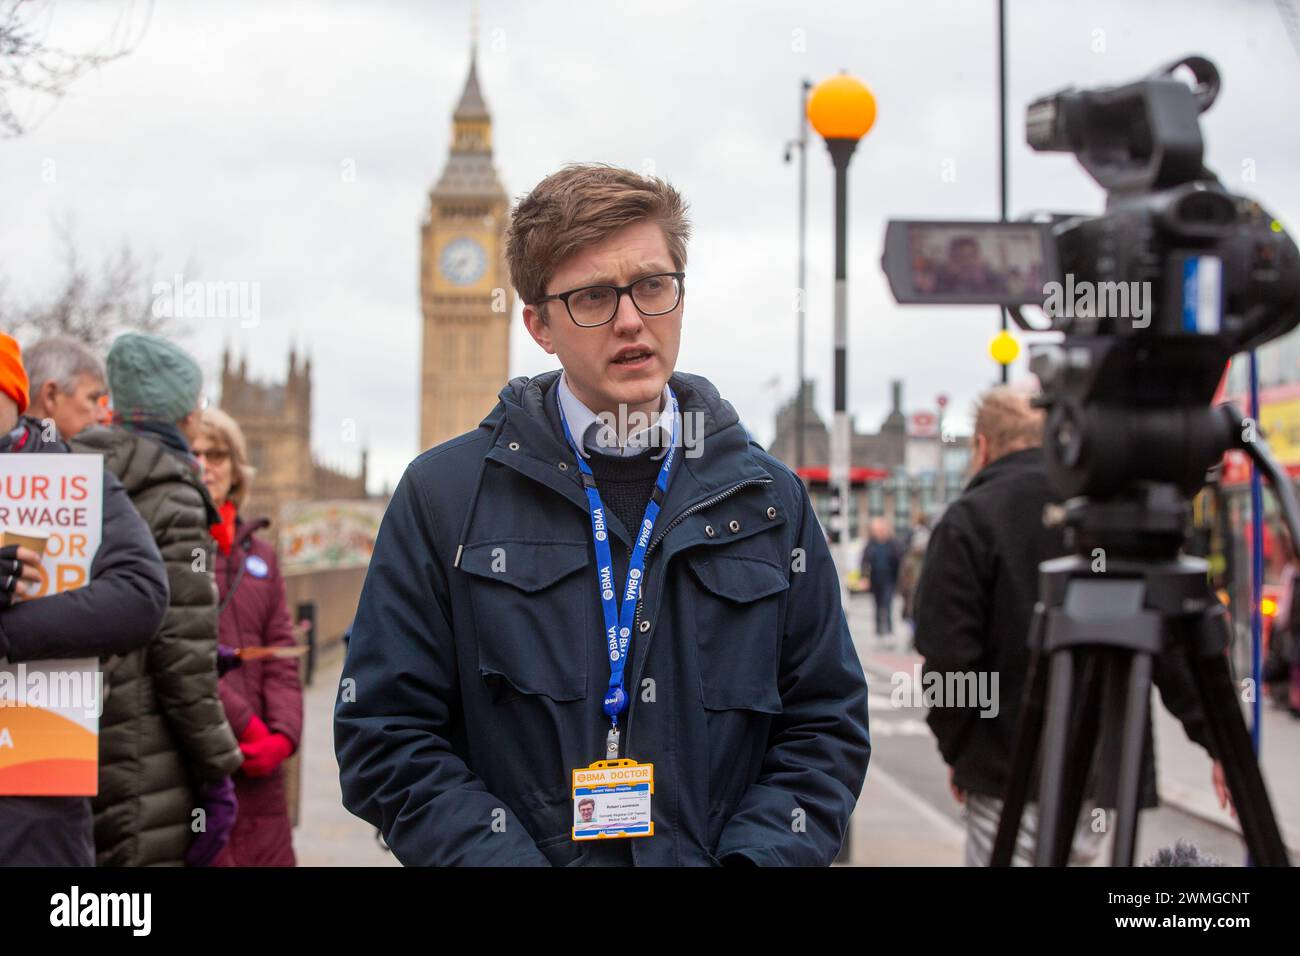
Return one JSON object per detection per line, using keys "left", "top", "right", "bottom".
{"left": 440, "top": 237, "right": 487, "bottom": 286}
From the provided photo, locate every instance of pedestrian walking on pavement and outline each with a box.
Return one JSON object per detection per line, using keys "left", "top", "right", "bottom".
{"left": 335, "top": 163, "right": 870, "bottom": 866}
{"left": 861, "top": 517, "right": 902, "bottom": 638}
{"left": 897, "top": 512, "right": 930, "bottom": 633}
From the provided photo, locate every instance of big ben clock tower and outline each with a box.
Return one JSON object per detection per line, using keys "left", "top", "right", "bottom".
{"left": 419, "top": 40, "right": 512, "bottom": 451}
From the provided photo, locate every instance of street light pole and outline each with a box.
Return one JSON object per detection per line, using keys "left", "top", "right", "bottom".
{"left": 808, "top": 72, "right": 877, "bottom": 599}
{"left": 829, "top": 137, "right": 856, "bottom": 584}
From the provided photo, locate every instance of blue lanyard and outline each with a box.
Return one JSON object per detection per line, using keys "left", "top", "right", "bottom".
{"left": 556, "top": 387, "right": 680, "bottom": 728}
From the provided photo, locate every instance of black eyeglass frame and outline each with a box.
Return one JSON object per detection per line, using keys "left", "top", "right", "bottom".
{"left": 533, "top": 271, "right": 686, "bottom": 328}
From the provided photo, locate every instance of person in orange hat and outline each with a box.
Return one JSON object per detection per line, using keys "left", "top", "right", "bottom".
{"left": 0, "top": 331, "right": 30, "bottom": 420}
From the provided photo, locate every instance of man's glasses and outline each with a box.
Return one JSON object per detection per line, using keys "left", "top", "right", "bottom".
{"left": 534, "top": 272, "right": 684, "bottom": 328}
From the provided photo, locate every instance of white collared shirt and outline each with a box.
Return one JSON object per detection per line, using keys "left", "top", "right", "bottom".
{"left": 557, "top": 371, "right": 676, "bottom": 459}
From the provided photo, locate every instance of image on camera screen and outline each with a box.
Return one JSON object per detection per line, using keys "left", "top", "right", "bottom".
{"left": 908, "top": 224, "right": 1048, "bottom": 301}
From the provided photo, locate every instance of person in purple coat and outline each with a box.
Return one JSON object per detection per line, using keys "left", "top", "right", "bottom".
{"left": 195, "top": 407, "right": 303, "bottom": 867}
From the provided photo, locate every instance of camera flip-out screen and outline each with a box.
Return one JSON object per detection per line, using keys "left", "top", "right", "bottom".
{"left": 882, "top": 220, "right": 1057, "bottom": 306}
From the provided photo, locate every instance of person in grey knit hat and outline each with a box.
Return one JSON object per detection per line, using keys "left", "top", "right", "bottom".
{"left": 106, "top": 332, "right": 205, "bottom": 437}
{"left": 71, "top": 332, "right": 244, "bottom": 866}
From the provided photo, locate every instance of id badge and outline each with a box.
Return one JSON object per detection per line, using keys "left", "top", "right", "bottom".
{"left": 571, "top": 758, "right": 654, "bottom": 841}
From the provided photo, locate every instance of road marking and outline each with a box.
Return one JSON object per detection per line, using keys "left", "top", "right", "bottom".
{"left": 862, "top": 763, "right": 967, "bottom": 844}
{"left": 871, "top": 718, "right": 931, "bottom": 737}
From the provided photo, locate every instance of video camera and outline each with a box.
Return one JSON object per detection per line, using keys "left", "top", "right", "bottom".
{"left": 882, "top": 55, "right": 1300, "bottom": 503}
{"left": 884, "top": 55, "right": 1299, "bottom": 349}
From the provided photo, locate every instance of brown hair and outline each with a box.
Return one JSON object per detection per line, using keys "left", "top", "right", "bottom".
{"left": 199, "top": 406, "right": 255, "bottom": 510}
{"left": 505, "top": 163, "right": 692, "bottom": 320}
{"left": 973, "top": 386, "right": 1045, "bottom": 460}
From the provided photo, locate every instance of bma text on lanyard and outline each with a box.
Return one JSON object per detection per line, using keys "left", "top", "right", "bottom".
{"left": 556, "top": 386, "right": 680, "bottom": 758}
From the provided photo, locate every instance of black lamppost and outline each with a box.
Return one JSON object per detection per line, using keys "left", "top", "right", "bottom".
{"left": 807, "top": 71, "right": 877, "bottom": 590}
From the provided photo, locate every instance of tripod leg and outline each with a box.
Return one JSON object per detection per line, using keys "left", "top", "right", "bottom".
{"left": 1189, "top": 608, "right": 1290, "bottom": 866}
{"left": 991, "top": 605, "right": 1047, "bottom": 866}
{"left": 1110, "top": 650, "right": 1154, "bottom": 866}
{"left": 1044, "top": 648, "right": 1104, "bottom": 866}
{"left": 1035, "top": 645, "right": 1080, "bottom": 866}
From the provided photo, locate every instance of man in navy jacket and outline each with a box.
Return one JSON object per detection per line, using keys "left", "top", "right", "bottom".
{"left": 335, "top": 164, "right": 870, "bottom": 866}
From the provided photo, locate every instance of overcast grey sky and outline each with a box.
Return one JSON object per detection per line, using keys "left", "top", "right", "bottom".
{"left": 3, "top": 0, "right": 1299, "bottom": 491}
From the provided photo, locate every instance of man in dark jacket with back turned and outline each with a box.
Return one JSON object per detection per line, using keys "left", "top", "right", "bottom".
{"left": 73, "top": 333, "right": 243, "bottom": 866}
{"left": 914, "top": 386, "right": 1226, "bottom": 865}
{"left": 336, "top": 164, "right": 870, "bottom": 866}
{"left": 0, "top": 333, "right": 169, "bottom": 867}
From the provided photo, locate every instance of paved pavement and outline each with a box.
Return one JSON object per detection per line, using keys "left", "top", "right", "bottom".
{"left": 294, "top": 646, "right": 398, "bottom": 867}
{"left": 1152, "top": 672, "right": 1299, "bottom": 855}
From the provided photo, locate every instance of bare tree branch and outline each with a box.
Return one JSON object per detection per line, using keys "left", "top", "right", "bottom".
{"left": 4, "top": 217, "right": 189, "bottom": 350}
{"left": 0, "top": 0, "right": 152, "bottom": 137}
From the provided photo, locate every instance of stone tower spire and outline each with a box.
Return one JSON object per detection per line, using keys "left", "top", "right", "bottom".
{"left": 418, "top": 11, "right": 513, "bottom": 452}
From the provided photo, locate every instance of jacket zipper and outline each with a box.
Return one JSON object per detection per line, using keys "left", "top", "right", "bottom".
{"left": 617, "top": 476, "right": 774, "bottom": 760}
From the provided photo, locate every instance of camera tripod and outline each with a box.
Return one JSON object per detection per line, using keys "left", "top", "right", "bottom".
{"left": 991, "top": 402, "right": 1294, "bottom": 868}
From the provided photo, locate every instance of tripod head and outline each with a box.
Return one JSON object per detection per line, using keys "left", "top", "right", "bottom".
{"left": 1028, "top": 334, "right": 1300, "bottom": 563}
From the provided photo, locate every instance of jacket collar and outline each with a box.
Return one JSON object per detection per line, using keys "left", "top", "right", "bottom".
{"left": 966, "top": 445, "right": 1044, "bottom": 491}
{"left": 467, "top": 369, "right": 775, "bottom": 550}
{"left": 121, "top": 417, "right": 193, "bottom": 459}
{"left": 555, "top": 372, "right": 674, "bottom": 460}
{"left": 7, "top": 416, "right": 68, "bottom": 454}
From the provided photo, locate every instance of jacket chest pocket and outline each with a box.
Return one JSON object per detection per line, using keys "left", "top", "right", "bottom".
{"left": 458, "top": 540, "right": 591, "bottom": 704}
{"left": 684, "top": 551, "right": 789, "bottom": 714}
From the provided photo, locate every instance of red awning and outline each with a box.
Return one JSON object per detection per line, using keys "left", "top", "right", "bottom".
{"left": 796, "top": 466, "right": 891, "bottom": 485}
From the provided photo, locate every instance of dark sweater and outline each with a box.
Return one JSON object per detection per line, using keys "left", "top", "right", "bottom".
{"left": 585, "top": 448, "right": 663, "bottom": 541}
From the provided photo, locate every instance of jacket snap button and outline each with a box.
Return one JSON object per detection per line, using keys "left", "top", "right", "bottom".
{"left": 508, "top": 441, "right": 520, "bottom": 451}
{"left": 766, "top": 506, "right": 777, "bottom": 520}
{"left": 638, "top": 620, "right": 650, "bottom": 633}
{"left": 728, "top": 520, "right": 741, "bottom": 533}
{"left": 558, "top": 462, "right": 568, "bottom": 471}
{"left": 704, "top": 525, "right": 716, "bottom": 537}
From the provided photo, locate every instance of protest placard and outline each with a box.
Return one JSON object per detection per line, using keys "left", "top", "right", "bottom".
{"left": 0, "top": 454, "right": 104, "bottom": 796}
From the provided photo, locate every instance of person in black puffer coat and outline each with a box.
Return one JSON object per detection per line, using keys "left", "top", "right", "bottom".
{"left": 73, "top": 334, "right": 243, "bottom": 866}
